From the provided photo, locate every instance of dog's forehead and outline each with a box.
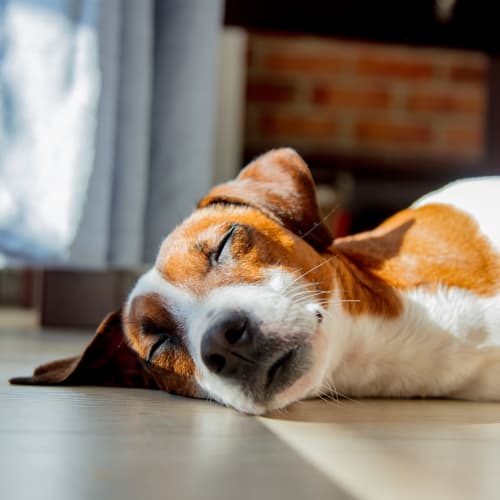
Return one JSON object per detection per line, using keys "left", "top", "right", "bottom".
{"left": 158, "top": 204, "right": 296, "bottom": 256}
{"left": 126, "top": 204, "right": 335, "bottom": 320}
{"left": 156, "top": 207, "right": 287, "bottom": 285}
{"left": 150, "top": 204, "right": 334, "bottom": 298}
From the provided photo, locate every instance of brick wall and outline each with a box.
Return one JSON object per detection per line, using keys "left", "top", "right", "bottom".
{"left": 245, "top": 33, "right": 489, "bottom": 163}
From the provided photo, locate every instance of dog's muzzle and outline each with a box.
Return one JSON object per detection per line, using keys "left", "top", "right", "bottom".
{"left": 200, "top": 309, "right": 311, "bottom": 402}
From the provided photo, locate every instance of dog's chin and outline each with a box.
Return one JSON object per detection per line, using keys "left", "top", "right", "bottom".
{"left": 263, "top": 331, "right": 333, "bottom": 414}
{"left": 215, "top": 365, "right": 325, "bottom": 416}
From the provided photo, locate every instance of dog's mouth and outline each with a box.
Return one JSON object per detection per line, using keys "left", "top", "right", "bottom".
{"left": 235, "top": 340, "right": 314, "bottom": 410}
{"left": 195, "top": 335, "right": 314, "bottom": 413}
{"left": 266, "top": 348, "right": 295, "bottom": 389}
{"left": 264, "top": 347, "right": 305, "bottom": 396}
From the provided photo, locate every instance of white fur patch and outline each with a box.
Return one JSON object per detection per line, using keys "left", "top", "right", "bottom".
{"left": 126, "top": 267, "right": 196, "bottom": 323}
{"left": 186, "top": 269, "right": 325, "bottom": 414}
{"left": 318, "top": 286, "right": 500, "bottom": 401}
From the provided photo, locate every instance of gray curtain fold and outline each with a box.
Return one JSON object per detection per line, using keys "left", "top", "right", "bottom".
{"left": 110, "top": 0, "right": 154, "bottom": 267}
{"left": 68, "top": 0, "right": 223, "bottom": 267}
{"left": 145, "top": 0, "right": 223, "bottom": 261}
{"left": 68, "top": 0, "right": 123, "bottom": 267}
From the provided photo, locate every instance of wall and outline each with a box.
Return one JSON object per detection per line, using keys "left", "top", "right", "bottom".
{"left": 245, "top": 33, "right": 489, "bottom": 163}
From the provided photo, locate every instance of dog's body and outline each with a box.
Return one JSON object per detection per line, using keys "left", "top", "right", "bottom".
{"left": 11, "top": 149, "right": 500, "bottom": 414}
{"left": 324, "top": 178, "right": 500, "bottom": 402}
{"left": 122, "top": 150, "right": 500, "bottom": 413}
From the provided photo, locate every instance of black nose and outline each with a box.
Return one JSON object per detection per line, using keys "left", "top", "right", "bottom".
{"left": 201, "top": 311, "right": 253, "bottom": 376}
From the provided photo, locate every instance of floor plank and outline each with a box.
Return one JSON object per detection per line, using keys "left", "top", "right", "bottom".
{"left": 263, "top": 399, "right": 500, "bottom": 500}
{"left": 0, "top": 323, "right": 349, "bottom": 500}
{"left": 3, "top": 312, "right": 500, "bottom": 500}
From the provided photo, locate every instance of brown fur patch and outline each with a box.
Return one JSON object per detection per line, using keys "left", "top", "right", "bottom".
{"left": 124, "top": 294, "right": 197, "bottom": 395}
{"left": 198, "top": 148, "right": 332, "bottom": 250}
{"left": 156, "top": 205, "right": 335, "bottom": 302}
{"left": 334, "top": 204, "right": 500, "bottom": 306}
{"left": 329, "top": 249, "right": 404, "bottom": 317}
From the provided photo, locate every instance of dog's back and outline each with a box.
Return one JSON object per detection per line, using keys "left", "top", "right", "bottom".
{"left": 412, "top": 177, "right": 500, "bottom": 251}
{"left": 330, "top": 176, "right": 500, "bottom": 401}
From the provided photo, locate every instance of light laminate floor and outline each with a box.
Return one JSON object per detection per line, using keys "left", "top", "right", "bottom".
{"left": 2, "top": 310, "right": 500, "bottom": 500}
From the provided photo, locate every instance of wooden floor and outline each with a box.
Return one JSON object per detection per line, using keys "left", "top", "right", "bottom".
{"left": 2, "top": 309, "right": 500, "bottom": 500}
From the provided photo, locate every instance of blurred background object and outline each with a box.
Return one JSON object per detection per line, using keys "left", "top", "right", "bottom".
{"left": 0, "top": 0, "right": 498, "bottom": 326}
{"left": 1, "top": 0, "right": 224, "bottom": 268}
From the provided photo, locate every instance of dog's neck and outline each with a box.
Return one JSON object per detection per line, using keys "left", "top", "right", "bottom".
{"left": 314, "top": 202, "right": 500, "bottom": 400}
{"left": 327, "top": 246, "right": 403, "bottom": 319}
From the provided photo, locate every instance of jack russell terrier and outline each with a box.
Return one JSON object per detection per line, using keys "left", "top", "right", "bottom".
{"left": 11, "top": 148, "right": 500, "bottom": 415}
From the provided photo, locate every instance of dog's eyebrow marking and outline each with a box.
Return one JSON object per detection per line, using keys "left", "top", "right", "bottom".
{"left": 129, "top": 294, "right": 177, "bottom": 330}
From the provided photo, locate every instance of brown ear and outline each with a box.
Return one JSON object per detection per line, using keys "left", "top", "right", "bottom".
{"left": 9, "top": 310, "right": 159, "bottom": 389}
{"left": 198, "top": 148, "right": 333, "bottom": 250}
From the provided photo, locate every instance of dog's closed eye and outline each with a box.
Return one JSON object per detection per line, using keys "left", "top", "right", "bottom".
{"left": 209, "top": 223, "right": 254, "bottom": 266}
{"left": 147, "top": 335, "right": 173, "bottom": 364}
{"left": 210, "top": 224, "right": 238, "bottom": 265}
{"left": 141, "top": 318, "right": 180, "bottom": 364}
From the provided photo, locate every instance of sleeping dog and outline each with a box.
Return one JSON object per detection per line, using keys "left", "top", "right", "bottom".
{"left": 11, "top": 148, "right": 500, "bottom": 414}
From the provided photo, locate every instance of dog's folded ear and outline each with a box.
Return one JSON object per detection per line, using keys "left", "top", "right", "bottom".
{"left": 198, "top": 148, "right": 333, "bottom": 250}
{"left": 9, "top": 310, "right": 160, "bottom": 389}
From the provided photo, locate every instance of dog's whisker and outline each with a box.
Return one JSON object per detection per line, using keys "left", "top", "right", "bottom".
{"left": 283, "top": 282, "right": 325, "bottom": 301}
{"left": 289, "top": 292, "right": 332, "bottom": 303}
{"left": 325, "top": 379, "right": 359, "bottom": 404}
{"left": 284, "top": 281, "right": 319, "bottom": 296}
{"left": 319, "top": 383, "right": 345, "bottom": 407}
{"left": 331, "top": 299, "right": 361, "bottom": 304}
{"left": 291, "top": 287, "right": 330, "bottom": 296}
{"left": 300, "top": 204, "right": 339, "bottom": 241}
{"left": 288, "top": 289, "right": 361, "bottom": 313}
{"left": 318, "top": 379, "right": 355, "bottom": 407}
{"left": 329, "top": 379, "right": 342, "bottom": 404}
{"left": 288, "top": 287, "right": 330, "bottom": 296}
{"left": 284, "top": 257, "right": 335, "bottom": 293}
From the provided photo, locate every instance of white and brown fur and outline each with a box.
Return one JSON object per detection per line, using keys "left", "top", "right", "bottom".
{"left": 120, "top": 149, "right": 500, "bottom": 414}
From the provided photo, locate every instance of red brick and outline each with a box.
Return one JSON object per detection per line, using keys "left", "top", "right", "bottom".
{"left": 313, "top": 85, "right": 392, "bottom": 109}
{"left": 246, "top": 81, "right": 296, "bottom": 103}
{"left": 355, "top": 119, "right": 432, "bottom": 145}
{"left": 258, "top": 114, "right": 336, "bottom": 139}
{"left": 357, "top": 56, "right": 434, "bottom": 79}
{"left": 444, "top": 126, "right": 484, "bottom": 154}
{"left": 449, "top": 64, "right": 488, "bottom": 84}
{"left": 407, "top": 91, "right": 485, "bottom": 114}
{"left": 262, "top": 52, "right": 345, "bottom": 75}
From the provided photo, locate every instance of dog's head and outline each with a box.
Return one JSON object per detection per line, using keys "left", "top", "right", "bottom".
{"left": 124, "top": 148, "right": 335, "bottom": 413}
{"left": 12, "top": 149, "right": 337, "bottom": 414}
